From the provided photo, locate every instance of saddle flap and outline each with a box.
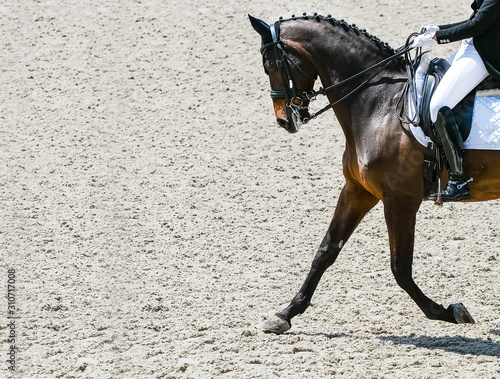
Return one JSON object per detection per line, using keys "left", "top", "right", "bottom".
{"left": 418, "top": 58, "right": 450, "bottom": 140}
{"left": 475, "top": 76, "right": 500, "bottom": 93}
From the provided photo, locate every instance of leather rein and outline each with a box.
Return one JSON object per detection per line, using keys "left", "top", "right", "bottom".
{"left": 262, "top": 21, "right": 414, "bottom": 124}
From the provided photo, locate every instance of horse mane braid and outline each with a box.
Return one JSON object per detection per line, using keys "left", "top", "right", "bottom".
{"left": 278, "top": 13, "right": 399, "bottom": 58}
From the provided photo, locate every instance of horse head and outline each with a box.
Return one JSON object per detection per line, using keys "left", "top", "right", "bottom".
{"left": 249, "top": 15, "right": 318, "bottom": 133}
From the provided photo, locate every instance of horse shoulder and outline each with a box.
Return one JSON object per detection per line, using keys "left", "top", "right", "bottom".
{"left": 342, "top": 135, "right": 426, "bottom": 199}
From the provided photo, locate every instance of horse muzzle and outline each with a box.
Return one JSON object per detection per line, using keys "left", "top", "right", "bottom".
{"left": 273, "top": 99, "right": 308, "bottom": 133}
{"left": 277, "top": 117, "right": 300, "bottom": 133}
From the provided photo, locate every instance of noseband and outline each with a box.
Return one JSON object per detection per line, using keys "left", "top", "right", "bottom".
{"left": 261, "top": 21, "right": 414, "bottom": 124}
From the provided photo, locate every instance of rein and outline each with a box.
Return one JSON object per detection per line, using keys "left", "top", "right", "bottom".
{"left": 263, "top": 20, "right": 414, "bottom": 123}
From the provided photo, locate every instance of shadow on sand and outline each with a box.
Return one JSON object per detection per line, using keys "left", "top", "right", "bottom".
{"left": 380, "top": 333, "right": 500, "bottom": 358}
{"left": 286, "top": 329, "right": 500, "bottom": 358}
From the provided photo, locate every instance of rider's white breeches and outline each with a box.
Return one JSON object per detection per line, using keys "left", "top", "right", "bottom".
{"left": 430, "top": 39, "right": 489, "bottom": 123}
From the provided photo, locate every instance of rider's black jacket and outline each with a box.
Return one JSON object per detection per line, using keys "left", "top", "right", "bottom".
{"left": 435, "top": 0, "right": 500, "bottom": 80}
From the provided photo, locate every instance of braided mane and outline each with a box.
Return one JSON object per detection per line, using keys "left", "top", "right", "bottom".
{"left": 278, "top": 13, "right": 401, "bottom": 59}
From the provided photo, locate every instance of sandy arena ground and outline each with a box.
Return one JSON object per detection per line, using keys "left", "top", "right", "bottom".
{"left": 1, "top": 0, "right": 500, "bottom": 377}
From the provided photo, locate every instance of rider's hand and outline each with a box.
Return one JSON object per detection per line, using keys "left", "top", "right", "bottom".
{"left": 419, "top": 25, "right": 440, "bottom": 34}
{"left": 411, "top": 33, "right": 438, "bottom": 48}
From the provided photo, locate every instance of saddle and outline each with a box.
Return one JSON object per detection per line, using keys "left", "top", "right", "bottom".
{"left": 414, "top": 56, "right": 500, "bottom": 198}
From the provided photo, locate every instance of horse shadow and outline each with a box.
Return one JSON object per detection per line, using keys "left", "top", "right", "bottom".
{"left": 379, "top": 331, "right": 500, "bottom": 358}
{"left": 287, "top": 330, "right": 500, "bottom": 357}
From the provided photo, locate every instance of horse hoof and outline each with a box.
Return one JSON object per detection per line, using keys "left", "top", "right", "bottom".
{"left": 259, "top": 314, "right": 291, "bottom": 334}
{"left": 451, "top": 303, "right": 475, "bottom": 324}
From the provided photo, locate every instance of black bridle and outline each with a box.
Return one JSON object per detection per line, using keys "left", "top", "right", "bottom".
{"left": 261, "top": 21, "right": 414, "bottom": 124}
{"left": 261, "top": 22, "right": 312, "bottom": 123}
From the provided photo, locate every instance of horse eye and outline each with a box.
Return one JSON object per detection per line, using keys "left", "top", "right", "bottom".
{"left": 264, "top": 61, "right": 275, "bottom": 71}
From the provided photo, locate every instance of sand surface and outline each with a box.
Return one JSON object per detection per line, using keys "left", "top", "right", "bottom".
{"left": 1, "top": 0, "right": 500, "bottom": 377}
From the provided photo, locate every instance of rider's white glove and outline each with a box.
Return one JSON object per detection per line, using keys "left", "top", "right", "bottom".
{"left": 411, "top": 33, "right": 438, "bottom": 48}
{"left": 419, "top": 25, "right": 440, "bottom": 34}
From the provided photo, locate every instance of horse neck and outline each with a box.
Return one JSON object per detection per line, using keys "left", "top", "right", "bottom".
{"left": 304, "top": 20, "right": 403, "bottom": 83}
{"left": 289, "top": 21, "right": 406, "bottom": 141}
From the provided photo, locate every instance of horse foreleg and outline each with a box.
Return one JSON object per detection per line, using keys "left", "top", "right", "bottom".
{"left": 261, "top": 181, "right": 378, "bottom": 334}
{"left": 383, "top": 196, "right": 475, "bottom": 324}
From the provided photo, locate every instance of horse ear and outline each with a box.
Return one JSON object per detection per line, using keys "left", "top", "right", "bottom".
{"left": 248, "top": 15, "right": 272, "bottom": 44}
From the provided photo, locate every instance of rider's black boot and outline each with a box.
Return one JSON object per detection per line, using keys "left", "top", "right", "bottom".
{"left": 429, "top": 106, "right": 471, "bottom": 202}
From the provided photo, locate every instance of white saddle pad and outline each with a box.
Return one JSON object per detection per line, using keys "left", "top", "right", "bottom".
{"left": 409, "top": 89, "right": 500, "bottom": 150}
{"left": 463, "top": 90, "right": 500, "bottom": 150}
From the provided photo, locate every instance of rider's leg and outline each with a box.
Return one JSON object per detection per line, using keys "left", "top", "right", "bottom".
{"left": 430, "top": 41, "right": 489, "bottom": 123}
{"left": 430, "top": 106, "right": 470, "bottom": 201}
{"left": 429, "top": 42, "right": 489, "bottom": 201}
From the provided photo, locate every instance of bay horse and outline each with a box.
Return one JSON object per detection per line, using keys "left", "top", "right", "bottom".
{"left": 249, "top": 13, "right": 500, "bottom": 334}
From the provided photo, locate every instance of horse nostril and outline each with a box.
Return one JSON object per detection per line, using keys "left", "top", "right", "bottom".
{"left": 277, "top": 118, "right": 288, "bottom": 128}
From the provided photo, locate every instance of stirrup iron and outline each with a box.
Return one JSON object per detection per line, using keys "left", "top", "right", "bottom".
{"left": 457, "top": 177, "right": 473, "bottom": 190}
